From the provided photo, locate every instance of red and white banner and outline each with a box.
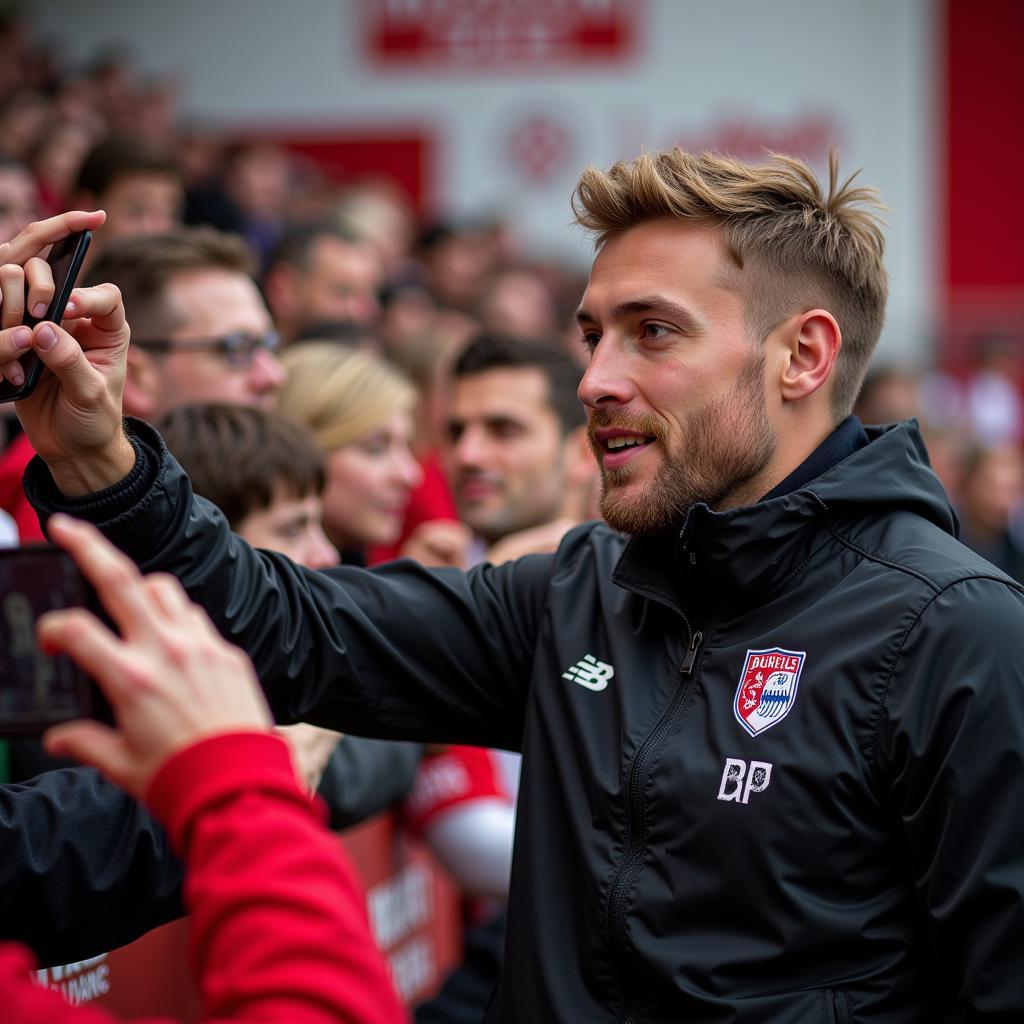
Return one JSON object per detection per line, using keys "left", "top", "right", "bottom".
{"left": 363, "top": 0, "right": 642, "bottom": 68}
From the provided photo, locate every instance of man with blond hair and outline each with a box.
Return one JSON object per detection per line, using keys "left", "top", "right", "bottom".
{"left": 6, "top": 148, "right": 1024, "bottom": 1020}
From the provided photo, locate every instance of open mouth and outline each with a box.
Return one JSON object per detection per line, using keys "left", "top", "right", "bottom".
{"left": 604, "top": 435, "right": 655, "bottom": 452}
{"left": 594, "top": 430, "right": 657, "bottom": 467}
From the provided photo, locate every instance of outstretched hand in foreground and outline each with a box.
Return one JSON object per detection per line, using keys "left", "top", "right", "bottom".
{"left": 39, "top": 514, "right": 273, "bottom": 797}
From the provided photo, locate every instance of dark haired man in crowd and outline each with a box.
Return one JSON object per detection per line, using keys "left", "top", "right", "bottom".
{"left": 8, "top": 141, "right": 1024, "bottom": 1020}
{"left": 73, "top": 135, "right": 183, "bottom": 247}
{"left": 262, "top": 220, "right": 383, "bottom": 341}
{"left": 444, "top": 332, "right": 595, "bottom": 563}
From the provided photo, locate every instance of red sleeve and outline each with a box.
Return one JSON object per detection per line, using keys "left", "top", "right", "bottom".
{"left": 145, "top": 732, "right": 408, "bottom": 1024}
{"left": 402, "top": 745, "right": 510, "bottom": 836}
{"left": 0, "top": 433, "right": 45, "bottom": 543}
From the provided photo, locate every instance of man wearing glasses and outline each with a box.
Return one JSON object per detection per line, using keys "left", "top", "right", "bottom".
{"left": 82, "top": 227, "right": 286, "bottom": 419}
{"left": 0, "top": 226, "right": 285, "bottom": 547}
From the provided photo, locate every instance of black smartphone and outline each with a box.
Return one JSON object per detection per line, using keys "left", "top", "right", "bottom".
{"left": 0, "top": 229, "right": 92, "bottom": 403}
{"left": 0, "top": 544, "right": 109, "bottom": 736}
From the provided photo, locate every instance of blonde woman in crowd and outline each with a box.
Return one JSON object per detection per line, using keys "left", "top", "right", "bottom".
{"left": 277, "top": 343, "right": 424, "bottom": 563}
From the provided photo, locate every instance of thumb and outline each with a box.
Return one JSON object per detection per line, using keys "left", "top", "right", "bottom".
{"left": 30, "top": 321, "right": 106, "bottom": 404}
{"left": 44, "top": 721, "right": 141, "bottom": 793}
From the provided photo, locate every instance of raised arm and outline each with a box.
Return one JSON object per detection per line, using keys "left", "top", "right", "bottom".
{"left": 0, "top": 212, "right": 549, "bottom": 748}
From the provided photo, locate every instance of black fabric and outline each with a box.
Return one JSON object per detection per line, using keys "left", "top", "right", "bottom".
{"left": 317, "top": 736, "right": 422, "bottom": 831}
{"left": 25, "top": 417, "right": 1024, "bottom": 1021}
{"left": 0, "top": 766, "right": 183, "bottom": 965}
{"left": 759, "top": 414, "right": 868, "bottom": 501}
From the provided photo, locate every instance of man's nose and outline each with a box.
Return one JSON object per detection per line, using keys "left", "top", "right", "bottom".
{"left": 305, "top": 525, "right": 339, "bottom": 570}
{"left": 452, "top": 427, "right": 489, "bottom": 469}
{"left": 249, "top": 348, "right": 287, "bottom": 395}
{"left": 578, "top": 339, "right": 635, "bottom": 409}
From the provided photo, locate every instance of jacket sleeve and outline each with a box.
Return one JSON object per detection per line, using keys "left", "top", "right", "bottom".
{"left": 0, "top": 766, "right": 184, "bottom": 966}
{"left": 24, "top": 419, "right": 554, "bottom": 751}
{"left": 146, "top": 731, "right": 407, "bottom": 1024}
{"left": 876, "top": 575, "right": 1024, "bottom": 1021}
{"left": 316, "top": 737, "right": 422, "bottom": 831}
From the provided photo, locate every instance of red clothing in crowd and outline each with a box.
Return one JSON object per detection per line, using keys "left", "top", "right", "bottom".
{"left": 402, "top": 744, "right": 508, "bottom": 837}
{"left": 0, "top": 731, "right": 408, "bottom": 1023}
{"left": 0, "top": 432, "right": 45, "bottom": 543}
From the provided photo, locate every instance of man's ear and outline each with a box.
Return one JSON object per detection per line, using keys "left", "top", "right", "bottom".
{"left": 777, "top": 309, "right": 842, "bottom": 404}
{"left": 123, "top": 346, "right": 161, "bottom": 421}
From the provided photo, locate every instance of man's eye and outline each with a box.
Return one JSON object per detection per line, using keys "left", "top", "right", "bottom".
{"left": 581, "top": 331, "right": 600, "bottom": 352}
{"left": 643, "top": 323, "right": 672, "bottom": 341}
{"left": 492, "top": 421, "right": 525, "bottom": 440}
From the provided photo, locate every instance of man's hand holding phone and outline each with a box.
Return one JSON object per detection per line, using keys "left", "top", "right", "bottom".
{"left": 0, "top": 210, "right": 136, "bottom": 495}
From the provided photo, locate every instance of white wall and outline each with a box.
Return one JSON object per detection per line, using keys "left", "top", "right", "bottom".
{"left": 29, "top": 0, "right": 936, "bottom": 362}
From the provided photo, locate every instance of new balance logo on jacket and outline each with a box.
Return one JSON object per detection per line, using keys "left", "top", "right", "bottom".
{"left": 563, "top": 654, "right": 614, "bottom": 691}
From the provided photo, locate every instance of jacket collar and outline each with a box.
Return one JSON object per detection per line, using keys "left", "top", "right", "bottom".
{"left": 611, "top": 419, "right": 956, "bottom": 616}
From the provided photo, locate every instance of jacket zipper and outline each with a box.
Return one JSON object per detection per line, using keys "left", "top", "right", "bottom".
{"left": 610, "top": 620, "right": 704, "bottom": 1024}
{"left": 826, "top": 989, "right": 851, "bottom": 1024}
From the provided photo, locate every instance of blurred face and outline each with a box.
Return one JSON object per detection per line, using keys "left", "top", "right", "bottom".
{"left": 99, "top": 172, "right": 183, "bottom": 241}
{"left": 0, "top": 165, "right": 38, "bottom": 243}
{"left": 320, "top": 411, "right": 423, "bottom": 549}
{"left": 445, "top": 367, "right": 566, "bottom": 543}
{"left": 577, "top": 219, "right": 776, "bottom": 533}
{"left": 964, "top": 446, "right": 1024, "bottom": 533}
{"left": 149, "top": 269, "right": 286, "bottom": 416}
{"left": 237, "top": 491, "right": 338, "bottom": 570}
{"left": 301, "top": 235, "right": 382, "bottom": 326}
{"left": 481, "top": 271, "right": 558, "bottom": 339}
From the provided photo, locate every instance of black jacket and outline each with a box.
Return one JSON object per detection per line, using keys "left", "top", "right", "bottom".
{"left": 27, "top": 418, "right": 1024, "bottom": 1022}
{"left": 0, "top": 767, "right": 183, "bottom": 965}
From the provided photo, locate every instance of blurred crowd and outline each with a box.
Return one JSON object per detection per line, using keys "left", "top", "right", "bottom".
{"left": 1, "top": 9, "right": 1024, "bottom": 1020}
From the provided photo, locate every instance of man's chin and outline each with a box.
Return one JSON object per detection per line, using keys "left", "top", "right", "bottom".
{"left": 598, "top": 481, "right": 672, "bottom": 535}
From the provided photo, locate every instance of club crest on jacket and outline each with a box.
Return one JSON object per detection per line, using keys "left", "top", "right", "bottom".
{"left": 733, "top": 647, "right": 805, "bottom": 737}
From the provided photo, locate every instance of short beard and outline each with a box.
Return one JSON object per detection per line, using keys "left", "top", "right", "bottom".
{"left": 591, "top": 349, "right": 776, "bottom": 535}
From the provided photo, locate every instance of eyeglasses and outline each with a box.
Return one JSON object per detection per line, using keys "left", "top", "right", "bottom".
{"left": 131, "top": 330, "right": 281, "bottom": 368}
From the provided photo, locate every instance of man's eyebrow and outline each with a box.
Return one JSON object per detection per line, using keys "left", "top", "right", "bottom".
{"left": 576, "top": 296, "right": 705, "bottom": 332}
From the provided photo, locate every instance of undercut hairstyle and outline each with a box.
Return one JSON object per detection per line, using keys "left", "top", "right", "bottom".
{"left": 76, "top": 135, "right": 181, "bottom": 197}
{"left": 156, "top": 402, "right": 325, "bottom": 528}
{"left": 452, "top": 332, "right": 585, "bottom": 436}
{"left": 83, "top": 227, "right": 254, "bottom": 341}
{"left": 572, "top": 148, "right": 888, "bottom": 419}
{"left": 278, "top": 342, "right": 417, "bottom": 451}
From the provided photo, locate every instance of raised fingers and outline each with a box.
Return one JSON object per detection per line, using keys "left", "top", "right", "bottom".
{"left": 0, "top": 210, "right": 105, "bottom": 268}
{"left": 47, "top": 515, "right": 160, "bottom": 641}
{"left": 62, "top": 282, "right": 127, "bottom": 338}
{"left": 145, "top": 573, "right": 193, "bottom": 620}
{"left": 37, "top": 606, "right": 137, "bottom": 704}
{"left": 24, "top": 256, "right": 55, "bottom": 322}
